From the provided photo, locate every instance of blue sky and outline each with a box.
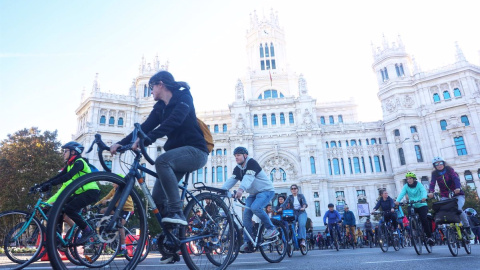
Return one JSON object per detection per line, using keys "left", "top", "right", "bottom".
{"left": 1, "top": 0, "right": 479, "bottom": 144}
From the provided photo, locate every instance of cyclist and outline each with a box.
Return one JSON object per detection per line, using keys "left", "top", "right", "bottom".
{"left": 323, "top": 203, "right": 342, "bottom": 243}
{"left": 222, "top": 146, "right": 278, "bottom": 252}
{"left": 395, "top": 172, "right": 434, "bottom": 245}
{"left": 343, "top": 205, "right": 357, "bottom": 246}
{"left": 373, "top": 190, "right": 398, "bottom": 234}
{"left": 395, "top": 200, "right": 405, "bottom": 230}
{"left": 32, "top": 141, "right": 100, "bottom": 244}
{"left": 428, "top": 157, "right": 474, "bottom": 240}
{"left": 364, "top": 218, "right": 374, "bottom": 246}
{"left": 94, "top": 182, "right": 134, "bottom": 254}
{"left": 277, "top": 184, "right": 308, "bottom": 247}
{"left": 274, "top": 195, "right": 286, "bottom": 215}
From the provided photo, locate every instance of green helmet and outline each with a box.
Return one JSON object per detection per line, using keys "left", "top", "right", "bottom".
{"left": 405, "top": 172, "right": 417, "bottom": 179}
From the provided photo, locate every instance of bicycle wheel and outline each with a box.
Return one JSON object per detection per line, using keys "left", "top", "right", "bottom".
{"left": 181, "top": 192, "right": 234, "bottom": 270}
{"left": 445, "top": 226, "right": 458, "bottom": 256}
{"left": 392, "top": 233, "right": 400, "bottom": 251}
{"left": 226, "top": 223, "right": 241, "bottom": 265}
{"left": 73, "top": 223, "right": 120, "bottom": 268}
{"left": 334, "top": 233, "right": 339, "bottom": 251}
{"left": 410, "top": 219, "right": 422, "bottom": 255}
{"left": 0, "top": 210, "right": 45, "bottom": 268}
{"left": 461, "top": 228, "right": 471, "bottom": 254}
{"left": 286, "top": 227, "right": 293, "bottom": 257}
{"left": 258, "top": 218, "right": 287, "bottom": 263}
{"left": 300, "top": 238, "right": 308, "bottom": 255}
{"left": 425, "top": 235, "right": 433, "bottom": 254}
{"left": 125, "top": 229, "right": 150, "bottom": 262}
{"left": 45, "top": 172, "right": 147, "bottom": 270}
{"left": 63, "top": 227, "right": 83, "bottom": 266}
{"left": 378, "top": 224, "right": 388, "bottom": 252}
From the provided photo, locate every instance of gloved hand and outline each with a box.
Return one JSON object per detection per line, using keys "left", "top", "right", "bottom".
{"left": 143, "top": 136, "right": 153, "bottom": 147}
{"left": 39, "top": 183, "right": 52, "bottom": 192}
{"left": 324, "top": 223, "right": 327, "bottom": 226}
{"left": 29, "top": 185, "right": 39, "bottom": 194}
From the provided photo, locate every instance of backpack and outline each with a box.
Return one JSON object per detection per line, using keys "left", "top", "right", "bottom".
{"left": 197, "top": 118, "right": 214, "bottom": 152}
{"left": 81, "top": 158, "right": 99, "bottom": 173}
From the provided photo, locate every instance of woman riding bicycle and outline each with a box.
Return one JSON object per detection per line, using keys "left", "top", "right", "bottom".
{"left": 31, "top": 141, "right": 100, "bottom": 243}
{"left": 395, "top": 172, "right": 434, "bottom": 245}
{"left": 372, "top": 190, "right": 398, "bottom": 232}
{"left": 427, "top": 157, "right": 475, "bottom": 240}
{"left": 109, "top": 71, "right": 209, "bottom": 264}
{"left": 277, "top": 184, "right": 308, "bottom": 247}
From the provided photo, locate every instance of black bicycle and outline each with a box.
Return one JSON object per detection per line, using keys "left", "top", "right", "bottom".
{"left": 399, "top": 200, "right": 433, "bottom": 255}
{"left": 372, "top": 211, "right": 400, "bottom": 252}
{"left": 45, "top": 124, "right": 235, "bottom": 270}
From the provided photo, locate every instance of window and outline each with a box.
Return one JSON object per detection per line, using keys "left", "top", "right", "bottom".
{"left": 325, "top": 142, "right": 329, "bottom": 148}
{"left": 398, "top": 148, "right": 406, "bottom": 165}
{"left": 384, "top": 67, "right": 389, "bottom": 80}
{"left": 314, "top": 192, "right": 319, "bottom": 198}
{"left": 357, "top": 190, "right": 367, "bottom": 203}
{"left": 328, "top": 159, "right": 332, "bottom": 175}
{"left": 359, "top": 139, "right": 362, "bottom": 146}
{"left": 265, "top": 43, "right": 269, "bottom": 57}
{"left": 348, "top": 158, "right": 353, "bottom": 174}
{"left": 144, "top": 85, "right": 148, "bottom": 97}
{"left": 374, "top": 156, "right": 382, "bottom": 172}
{"left": 258, "top": 89, "right": 284, "bottom": 99}
{"left": 216, "top": 149, "right": 222, "bottom": 156}
{"left": 346, "top": 140, "right": 349, "bottom": 147}
{"left": 280, "top": 168, "right": 287, "bottom": 182}
{"left": 310, "top": 157, "right": 316, "bottom": 174}
{"left": 197, "top": 168, "right": 203, "bottom": 182}
{"left": 382, "top": 155, "right": 387, "bottom": 172}
{"left": 433, "top": 93, "right": 441, "bottom": 103}
{"left": 410, "top": 126, "right": 417, "bottom": 133}
{"left": 465, "top": 171, "right": 475, "bottom": 190}
{"left": 212, "top": 167, "right": 215, "bottom": 183}
{"left": 394, "top": 129, "right": 400, "bottom": 136}
{"left": 259, "top": 44, "right": 264, "bottom": 58}
{"left": 329, "top": 115, "right": 334, "bottom": 124}
{"left": 289, "top": 112, "right": 294, "bottom": 124}
{"left": 353, "top": 157, "right": 361, "bottom": 174}
{"left": 260, "top": 61, "right": 265, "bottom": 70}
{"left": 338, "top": 141, "right": 342, "bottom": 147}
{"left": 280, "top": 113, "right": 285, "bottom": 124}
{"left": 380, "top": 69, "right": 385, "bottom": 81}
{"left": 440, "top": 120, "right": 447, "bottom": 131}
{"left": 224, "top": 149, "right": 227, "bottom": 155}
{"left": 271, "top": 114, "right": 276, "bottom": 126}
{"left": 461, "top": 115, "right": 470, "bottom": 126}
{"left": 415, "top": 145, "right": 423, "bottom": 162}
{"left": 443, "top": 91, "right": 451, "bottom": 100}
{"left": 350, "top": 140, "right": 357, "bottom": 146}
{"left": 454, "top": 136, "right": 467, "bottom": 155}
{"left": 395, "top": 64, "right": 401, "bottom": 77}
{"left": 366, "top": 139, "right": 369, "bottom": 146}
{"left": 370, "top": 138, "right": 377, "bottom": 145}
{"left": 105, "top": 160, "right": 112, "bottom": 169}
{"left": 336, "top": 191, "right": 345, "bottom": 206}
{"left": 270, "top": 43, "right": 275, "bottom": 57}
{"left": 369, "top": 156, "right": 374, "bottom": 172}
{"left": 224, "top": 166, "right": 228, "bottom": 182}
{"left": 118, "top": 117, "right": 124, "bottom": 126}
{"left": 214, "top": 124, "right": 219, "bottom": 133}
{"left": 262, "top": 114, "right": 267, "bottom": 126}
{"left": 361, "top": 157, "right": 366, "bottom": 173}
{"left": 216, "top": 166, "right": 223, "bottom": 182}
{"left": 421, "top": 176, "right": 429, "bottom": 189}
{"left": 320, "top": 117, "right": 325, "bottom": 125}
{"left": 338, "top": 115, "right": 343, "bottom": 123}
{"left": 333, "top": 158, "right": 340, "bottom": 175}
{"left": 100, "top": 115, "right": 106, "bottom": 125}
{"left": 453, "top": 88, "right": 461, "bottom": 97}
{"left": 223, "top": 124, "right": 227, "bottom": 132}
{"left": 254, "top": 114, "right": 259, "bottom": 126}
{"left": 330, "top": 141, "right": 337, "bottom": 148}
{"left": 315, "top": 201, "right": 321, "bottom": 217}
{"left": 341, "top": 158, "right": 345, "bottom": 174}
{"left": 204, "top": 167, "right": 208, "bottom": 182}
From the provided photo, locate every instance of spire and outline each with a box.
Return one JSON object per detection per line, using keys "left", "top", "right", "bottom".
{"left": 129, "top": 78, "right": 136, "bottom": 96}
{"left": 397, "top": 35, "right": 404, "bottom": 48}
{"left": 371, "top": 41, "right": 376, "bottom": 57}
{"left": 455, "top": 41, "right": 467, "bottom": 62}
{"left": 412, "top": 55, "right": 421, "bottom": 74}
{"left": 81, "top": 87, "right": 86, "bottom": 101}
{"left": 92, "top": 73, "right": 99, "bottom": 93}
{"left": 298, "top": 74, "right": 308, "bottom": 96}
{"left": 382, "top": 34, "right": 389, "bottom": 50}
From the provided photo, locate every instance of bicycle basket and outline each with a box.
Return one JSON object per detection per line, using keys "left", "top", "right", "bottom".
{"left": 432, "top": 198, "right": 461, "bottom": 224}
{"left": 282, "top": 209, "right": 295, "bottom": 222}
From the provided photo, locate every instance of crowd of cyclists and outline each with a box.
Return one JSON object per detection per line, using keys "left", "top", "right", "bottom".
{"left": 1, "top": 70, "right": 477, "bottom": 269}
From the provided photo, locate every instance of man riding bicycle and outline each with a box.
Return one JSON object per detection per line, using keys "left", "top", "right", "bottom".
{"left": 323, "top": 203, "right": 342, "bottom": 243}
{"left": 373, "top": 190, "right": 398, "bottom": 234}
{"left": 343, "top": 205, "right": 357, "bottom": 246}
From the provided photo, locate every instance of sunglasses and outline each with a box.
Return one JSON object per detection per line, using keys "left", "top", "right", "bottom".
{"left": 291, "top": 187, "right": 298, "bottom": 190}
{"left": 434, "top": 162, "right": 444, "bottom": 166}
{"left": 63, "top": 150, "right": 70, "bottom": 154}
{"left": 148, "top": 81, "right": 161, "bottom": 90}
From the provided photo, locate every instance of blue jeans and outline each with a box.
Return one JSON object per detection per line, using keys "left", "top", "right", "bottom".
{"left": 296, "top": 211, "right": 307, "bottom": 240}
{"left": 243, "top": 191, "right": 275, "bottom": 243}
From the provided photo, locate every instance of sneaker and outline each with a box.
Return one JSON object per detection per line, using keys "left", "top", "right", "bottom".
{"left": 160, "top": 255, "right": 174, "bottom": 264}
{"left": 162, "top": 212, "right": 188, "bottom": 226}
{"left": 240, "top": 242, "right": 251, "bottom": 253}
{"left": 427, "top": 238, "right": 435, "bottom": 246}
{"left": 393, "top": 231, "right": 398, "bottom": 235}
{"left": 465, "top": 227, "right": 475, "bottom": 240}
{"left": 119, "top": 248, "right": 128, "bottom": 257}
{"left": 263, "top": 228, "right": 279, "bottom": 239}
{"left": 300, "top": 239, "right": 306, "bottom": 247}
{"left": 75, "top": 227, "right": 96, "bottom": 245}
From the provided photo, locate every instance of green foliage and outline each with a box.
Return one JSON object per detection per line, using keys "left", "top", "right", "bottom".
{"left": 463, "top": 185, "right": 480, "bottom": 214}
{"left": 0, "top": 127, "right": 64, "bottom": 212}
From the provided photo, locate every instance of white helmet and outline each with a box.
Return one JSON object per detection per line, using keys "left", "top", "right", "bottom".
{"left": 432, "top": 156, "right": 444, "bottom": 164}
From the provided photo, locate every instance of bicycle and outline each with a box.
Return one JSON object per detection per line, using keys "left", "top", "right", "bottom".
{"left": 326, "top": 223, "right": 341, "bottom": 251}
{"left": 343, "top": 225, "right": 356, "bottom": 249}
{"left": 372, "top": 211, "right": 400, "bottom": 252}
{"left": 399, "top": 200, "right": 433, "bottom": 255}
{"left": 282, "top": 209, "right": 308, "bottom": 256}
{"left": 44, "top": 125, "right": 235, "bottom": 270}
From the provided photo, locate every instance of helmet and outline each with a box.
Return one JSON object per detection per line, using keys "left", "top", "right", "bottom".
{"left": 328, "top": 203, "right": 334, "bottom": 208}
{"left": 432, "top": 156, "right": 444, "bottom": 164}
{"left": 62, "top": 141, "right": 84, "bottom": 154}
{"left": 405, "top": 172, "right": 417, "bottom": 179}
{"left": 233, "top": 147, "right": 248, "bottom": 155}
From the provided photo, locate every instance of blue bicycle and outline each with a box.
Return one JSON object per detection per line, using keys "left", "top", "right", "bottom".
{"left": 281, "top": 210, "right": 308, "bottom": 256}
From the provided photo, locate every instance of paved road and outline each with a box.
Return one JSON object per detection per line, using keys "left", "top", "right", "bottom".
{"left": 1, "top": 245, "right": 479, "bottom": 269}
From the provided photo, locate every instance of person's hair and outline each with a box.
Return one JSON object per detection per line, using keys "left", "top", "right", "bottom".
{"left": 290, "top": 184, "right": 299, "bottom": 190}
{"left": 149, "top": 70, "right": 190, "bottom": 92}
{"left": 277, "top": 195, "right": 286, "bottom": 202}
{"left": 379, "top": 189, "right": 388, "bottom": 196}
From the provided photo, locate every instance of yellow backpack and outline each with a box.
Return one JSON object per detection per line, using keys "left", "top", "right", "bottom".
{"left": 197, "top": 118, "right": 214, "bottom": 152}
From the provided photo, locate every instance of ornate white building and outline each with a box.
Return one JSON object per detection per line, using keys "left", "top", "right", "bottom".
{"left": 74, "top": 10, "right": 480, "bottom": 226}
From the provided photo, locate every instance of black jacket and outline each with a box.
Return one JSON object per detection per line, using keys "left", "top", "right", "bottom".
{"left": 119, "top": 88, "right": 208, "bottom": 153}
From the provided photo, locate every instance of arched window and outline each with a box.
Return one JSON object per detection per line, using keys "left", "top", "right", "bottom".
{"left": 461, "top": 115, "right": 470, "bottom": 126}
{"left": 380, "top": 69, "right": 385, "bottom": 81}
{"left": 214, "top": 124, "right": 219, "bottom": 133}
{"left": 265, "top": 43, "right": 270, "bottom": 57}
{"left": 224, "top": 166, "right": 228, "bottom": 182}
{"left": 394, "top": 129, "right": 400, "bottom": 136}
{"left": 346, "top": 140, "right": 349, "bottom": 147}
{"left": 270, "top": 43, "right": 275, "bottom": 57}
{"left": 327, "top": 159, "right": 332, "bottom": 175}
{"left": 374, "top": 156, "right": 382, "bottom": 172}
{"left": 333, "top": 158, "right": 340, "bottom": 175}
{"left": 370, "top": 138, "right": 377, "bottom": 145}
{"left": 454, "top": 136, "right": 467, "bottom": 156}
{"left": 384, "top": 67, "right": 389, "bottom": 80}
{"left": 204, "top": 167, "right": 208, "bottom": 182}
{"left": 366, "top": 139, "right": 370, "bottom": 145}
{"left": 262, "top": 114, "right": 267, "bottom": 126}
{"left": 271, "top": 113, "right": 276, "bottom": 125}
{"left": 395, "top": 64, "right": 400, "bottom": 77}
{"left": 109, "top": 116, "right": 115, "bottom": 125}
{"left": 330, "top": 141, "right": 337, "bottom": 148}
{"left": 254, "top": 114, "right": 259, "bottom": 126}
{"left": 259, "top": 44, "right": 264, "bottom": 58}
{"left": 341, "top": 158, "right": 346, "bottom": 174}
{"left": 144, "top": 85, "right": 148, "bottom": 97}
{"left": 338, "top": 141, "right": 342, "bottom": 147}
{"left": 320, "top": 117, "right": 325, "bottom": 125}
{"left": 197, "top": 168, "right": 203, "bottom": 183}
{"left": 118, "top": 117, "right": 124, "bottom": 126}
{"left": 280, "top": 168, "right": 287, "bottom": 182}
{"left": 361, "top": 157, "right": 366, "bottom": 173}
{"left": 325, "top": 142, "right": 329, "bottom": 148}
{"left": 358, "top": 139, "right": 362, "bottom": 146}
{"left": 410, "top": 126, "right": 417, "bottom": 133}
{"left": 224, "top": 149, "right": 227, "bottom": 155}
{"left": 329, "top": 116, "right": 334, "bottom": 124}
{"left": 216, "top": 149, "right": 222, "bottom": 156}
{"left": 289, "top": 112, "right": 294, "bottom": 124}
{"left": 382, "top": 155, "right": 387, "bottom": 172}
{"left": 223, "top": 124, "right": 227, "bottom": 132}
{"left": 453, "top": 88, "right": 461, "bottom": 97}
{"left": 398, "top": 148, "right": 406, "bottom": 165}
{"left": 211, "top": 166, "right": 214, "bottom": 182}
{"left": 415, "top": 145, "right": 423, "bottom": 162}
{"left": 310, "top": 157, "right": 316, "bottom": 174}
{"left": 465, "top": 170, "right": 475, "bottom": 190}
{"left": 100, "top": 115, "right": 106, "bottom": 125}
{"left": 433, "top": 93, "right": 440, "bottom": 103}
{"left": 348, "top": 158, "right": 353, "bottom": 174}
{"left": 353, "top": 157, "right": 361, "bottom": 174}
{"left": 338, "top": 115, "right": 343, "bottom": 123}
{"left": 350, "top": 140, "right": 357, "bottom": 146}
{"left": 443, "top": 91, "right": 451, "bottom": 100}
{"left": 216, "top": 166, "right": 223, "bottom": 182}
{"left": 440, "top": 120, "right": 447, "bottom": 131}
{"left": 369, "top": 156, "right": 374, "bottom": 172}
{"left": 399, "top": 64, "right": 405, "bottom": 76}
{"left": 270, "top": 169, "right": 275, "bottom": 182}
{"left": 280, "top": 113, "right": 285, "bottom": 124}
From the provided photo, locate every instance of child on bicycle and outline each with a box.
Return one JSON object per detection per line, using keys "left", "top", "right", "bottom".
{"left": 32, "top": 141, "right": 100, "bottom": 244}
{"left": 94, "top": 182, "right": 134, "bottom": 255}
{"left": 323, "top": 203, "right": 342, "bottom": 243}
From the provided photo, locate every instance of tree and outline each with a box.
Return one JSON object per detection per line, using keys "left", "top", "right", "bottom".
{"left": 0, "top": 127, "right": 64, "bottom": 212}
{"left": 463, "top": 185, "right": 480, "bottom": 215}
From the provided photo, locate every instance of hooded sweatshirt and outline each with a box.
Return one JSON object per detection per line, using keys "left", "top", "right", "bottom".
{"left": 222, "top": 157, "right": 274, "bottom": 195}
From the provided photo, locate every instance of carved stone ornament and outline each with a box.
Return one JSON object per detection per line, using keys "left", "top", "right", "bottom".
{"left": 402, "top": 95, "right": 415, "bottom": 108}
{"left": 235, "top": 79, "right": 244, "bottom": 101}
{"left": 298, "top": 74, "right": 308, "bottom": 95}
{"left": 262, "top": 155, "right": 297, "bottom": 181}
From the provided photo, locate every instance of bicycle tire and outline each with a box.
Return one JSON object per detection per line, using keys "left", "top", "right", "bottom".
{"left": 227, "top": 224, "right": 241, "bottom": 265}
{"left": 286, "top": 227, "right": 293, "bottom": 257}
{"left": 410, "top": 218, "right": 422, "bottom": 255}
{"left": 300, "top": 238, "right": 308, "bottom": 255}
{"left": 0, "top": 210, "right": 45, "bottom": 268}
{"left": 378, "top": 224, "right": 388, "bottom": 252}
{"left": 393, "top": 233, "right": 400, "bottom": 251}
{"left": 45, "top": 172, "right": 147, "bottom": 270}
{"left": 445, "top": 226, "right": 458, "bottom": 256}
{"left": 64, "top": 227, "right": 83, "bottom": 266}
{"left": 181, "top": 192, "right": 234, "bottom": 270}
{"left": 333, "top": 232, "right": 339, "bottom": 251}
{"left": 258, "top": 218, "right": 287, "bottom": 263}
{"left": 73, "top": 223, "right": 119, "bottom": 268}
{"left": 461, "top": 227, "right": 471, "bottom": 254}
